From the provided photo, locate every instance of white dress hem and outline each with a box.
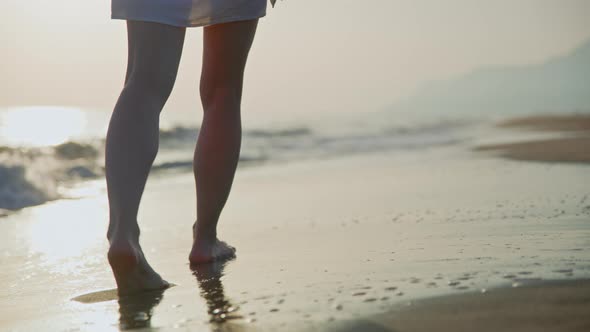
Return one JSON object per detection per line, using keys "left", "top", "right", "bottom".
{"left": 112, "top": 12, "right": 265, "bottom": 28}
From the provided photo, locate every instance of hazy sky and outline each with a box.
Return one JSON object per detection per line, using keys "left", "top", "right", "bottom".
{"left": 1, "top": 0, "right": 589, "bottom": 127}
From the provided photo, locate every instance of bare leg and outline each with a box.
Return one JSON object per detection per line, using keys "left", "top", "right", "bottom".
{"left": 106, "top": 20, "right": 185, "bottom": 295}
{"left": 189, "top": 19, "right": 259, "bottom": 264}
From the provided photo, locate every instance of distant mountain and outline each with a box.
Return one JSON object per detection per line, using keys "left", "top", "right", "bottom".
{"left": 392, "top": 40, "right": 590, "bottom": 117}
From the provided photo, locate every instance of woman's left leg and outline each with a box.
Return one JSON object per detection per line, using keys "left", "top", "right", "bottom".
{"left": 106, "top": 20, "right": 186, "bottom": 294}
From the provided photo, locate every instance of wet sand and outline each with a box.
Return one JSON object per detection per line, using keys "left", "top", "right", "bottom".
{"left": 0, "top": 114, "right": 589, "bottom": 331}
{"left": 475, "top": 114, "right": 590, "bottom": 163}
{"left": 498, "top": 114, "right": 590, "bottom": 131}
{"left": 326, "top": 280, "right": 590, "bottom": 332}
{"left": 475, "top": 136, "right": 590, "bottom": 163}
{"left": 497, "top": 114, "right": 590, "bottom": 132}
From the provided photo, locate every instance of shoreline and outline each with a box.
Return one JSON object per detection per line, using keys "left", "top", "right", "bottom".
{"left": 324, "top": 279, "right": 590, "bottom": 332}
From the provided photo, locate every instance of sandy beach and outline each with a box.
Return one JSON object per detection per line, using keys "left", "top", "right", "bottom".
{"left": 1, "top": 115, "right": 589, "bottom": 331}
{"left": 327, "top": 280, "right": 590, "bottom": 332}
{"left": 475, "top": 114, "right": 590, "bottom": 163}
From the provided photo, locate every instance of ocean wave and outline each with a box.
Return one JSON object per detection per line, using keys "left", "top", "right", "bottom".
{"left": 151, "top": 153, "right": 268, "bottom": 173}
{"left": 157, "top": 126, "right": 313, "bottom": 146}
{"left": 246, "top": 127, "right": 312, "bottom": 138}
{"left": 0, "top": 121, "right": 470, "bottom": 212}
{"left": 54, "top": 141, "right": 100, "bottom": 160}
{"left": 0, "top": 164, "right": 54, "bottom": 210}
{"left": 0, "top": 143, "right": 103, "bottom": 211}
{"left": 159, "top": 126, "right": 199, "bottom": 147}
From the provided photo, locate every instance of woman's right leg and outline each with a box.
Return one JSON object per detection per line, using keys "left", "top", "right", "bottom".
{"left": 106, "top": 20, "right": 185, "bottom": 295}
{"left": 189, "top": 19, "right": 259, "bottom": 264}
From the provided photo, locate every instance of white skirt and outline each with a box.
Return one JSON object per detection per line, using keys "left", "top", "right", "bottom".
{"left": 112, "top": 0, "right": 267, "bottom": 28}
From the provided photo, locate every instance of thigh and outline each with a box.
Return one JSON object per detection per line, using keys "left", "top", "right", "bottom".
{"left": 125, "top": 20, "right": 187, "bottom": 87}
{"left": 200, "top": 19, "right": 259, "bottom": 91}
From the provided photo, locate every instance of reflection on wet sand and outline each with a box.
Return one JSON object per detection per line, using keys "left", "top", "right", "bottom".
{"left": 192, "top": 260, "right": 242, "bottom": 324}
{"left": 118, "top": 289, "right": 166, "bottom": 330}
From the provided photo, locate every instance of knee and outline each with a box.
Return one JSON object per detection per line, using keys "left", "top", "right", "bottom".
{"left": 123, "top": 67, "right": 178, "bottom": 109}
{"left": 200, "top": 81, "right": 242, "bottom": 113}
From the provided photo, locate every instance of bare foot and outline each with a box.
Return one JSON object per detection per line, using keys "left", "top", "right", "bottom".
{"left": 189, "top": 239, "right": 236, "bottom": 265}
{"left": 108, "top": 239, "right": 170, "bottom": 296}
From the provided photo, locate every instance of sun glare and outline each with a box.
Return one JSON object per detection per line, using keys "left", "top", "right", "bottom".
{"left": 0, "top": 106, "right": 88, "bottom": 147}
{"left": 26, "top": 195, "right": 108, "bottom": 273}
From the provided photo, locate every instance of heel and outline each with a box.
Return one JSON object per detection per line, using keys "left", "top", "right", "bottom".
{"left": 108, "top": 246, "right": 138, "bottom": 274}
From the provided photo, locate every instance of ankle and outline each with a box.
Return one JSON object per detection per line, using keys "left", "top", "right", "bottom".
{"left": 193, "top": 221, "right": 217, "bottom": 243}
{"left": 107, "top": 223, "right": 140, "bottom": 244}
